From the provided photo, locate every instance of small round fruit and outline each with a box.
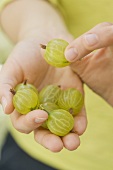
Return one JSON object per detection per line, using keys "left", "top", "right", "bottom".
{"left": 41, "top": 39, "right": 70, "bottom": 67}
{"left": 40, "top": 102, "right": 60, "bottom": 129}
{"left": 47, "top": 109, "right": 74, "bottom": 136}
{"left": 39, "top": 85, "right": 61, "bottom": 104}
{"left": 58, "top": 88, "right": 84, "bottom": 116}
{"left": 11, "top": 88, "right": 39, "bottom": 114}
{"left": 39, "top": 102, "right": 60, "bottom": 113}
{"left": 15, "top": 80, "right": 38, "bottom": 95}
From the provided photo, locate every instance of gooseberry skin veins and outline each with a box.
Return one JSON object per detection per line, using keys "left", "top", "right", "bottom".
{"left": 39, "top": 85, "right": 61, "bottom": 104}
{"left": 40, "top": 102, "right": 60, "bottom": 129}
{"left": 15, "top": 83, "right": 38, "bottom": 95}
{"left": 58, "top": 88, "right": 84, "bottom": 116}
{"left": 13, "top": 88, "right": 39, "bottom": 114}
{"left": 39, "top": 102, "right": 60, "bottom": 113}
{"left": 47, "top": 109, "right": 74, "bottom": 136}
{"left": 44, "top": 39, "right": 70, "bottom": 67}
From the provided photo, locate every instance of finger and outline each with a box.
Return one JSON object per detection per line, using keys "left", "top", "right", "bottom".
{"left": 0, "top": 58, "right": 23, "bottom": 114}
{"left": 72, "top": 107, "right": 87, "bottom": 136}
{"left": 10, "top": 109, "right": 48, "bottom": 134}
{"left": 65, "top": 22, "right": 113, "bottom": 62}
{"left": 34, "top": 127, "right": 63, "bottom": 152}
{"left": 62, "top": 133, "right": 80, "bottom": 151}
{"left": 0, "top": 39, "right": 40, "bottom": 114}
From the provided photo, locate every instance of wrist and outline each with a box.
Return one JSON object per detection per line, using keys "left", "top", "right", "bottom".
{"left": 1, "top": 0, "right": 69, "bottom": 43}
{"left": 18, "top": 27, "right": 73, "bottom": 44}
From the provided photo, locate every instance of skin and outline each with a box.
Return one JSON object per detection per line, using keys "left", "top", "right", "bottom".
{"left": 65, "top": 22, "right": 113, "bottom": 107}
{"left": 0, "top": 0, "right": 87, "bottom": 152}
{"left": 0, "top": 0, "right": 112, "bottom": 153}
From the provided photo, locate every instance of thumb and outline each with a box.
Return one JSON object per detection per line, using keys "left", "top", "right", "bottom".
{"left": 65, "top": 22, "right": 113, "bottom": 62}
{"left": 0, "top": 60, "right": 21, "bottom": 114}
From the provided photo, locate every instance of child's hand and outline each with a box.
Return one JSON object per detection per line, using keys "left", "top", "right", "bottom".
{"left": 65, "top": 22, "right": 113, "bottom": 106}
{"left": 0, "top": 37, "right": 87, "bottom": 152}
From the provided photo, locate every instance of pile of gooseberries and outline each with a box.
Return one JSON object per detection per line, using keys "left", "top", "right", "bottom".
{"left": 10, "top": 39, "right": 84, "bottom": 137}
{"left": 10, "top": 82, "right": 83, "bottom": 137}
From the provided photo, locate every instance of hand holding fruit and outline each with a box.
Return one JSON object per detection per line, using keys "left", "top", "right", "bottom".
{"left": 0, "top": 0, "right": 87, "bottom": 152}
{"left": 0, "top": 35, "right": 87, "bottom": 152}
{"left": 64, "top": 22, "right": 113, "bottom": 106}
{"left": 11, "top": 83, "right": 84, "bottom": 137}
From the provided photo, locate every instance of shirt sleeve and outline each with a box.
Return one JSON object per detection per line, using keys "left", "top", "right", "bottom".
{"left": 0, "top": 0, "right": 14, "bottom": 12}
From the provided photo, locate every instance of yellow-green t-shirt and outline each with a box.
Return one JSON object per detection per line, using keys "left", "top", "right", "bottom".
{"left": 0, "top": 1, "right": 113, "bottom": 170}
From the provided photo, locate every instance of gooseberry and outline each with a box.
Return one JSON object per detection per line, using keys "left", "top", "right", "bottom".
{"left": 39, "top": 102, "right": 60, "bottom": 129}
{"left": 58, "top": 88, "right": 84, "bottom": 116}
{"left": 15, "top": 79, "right": 38, "bottom": 95}
{"left": 47, "top": 109, "right": 74, "bottom": 136}
{"left": 39, "top": 84, "right": 61, "bottom": 104}
{"left": 40, "top": 39, "right": 70, "bottom": 67}
{"left": 10, "top": 88, "right": 39, "bottom": 114}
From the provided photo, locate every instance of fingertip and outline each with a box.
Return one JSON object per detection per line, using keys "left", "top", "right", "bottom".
{"left": 1, "top": 95, "right": 14, "bottom": 114}
{"left": 27, "top": 109, "right": 48, "bottom": 124}
{"left": 34, "top": 128, "right": 63, "bottom": 152}
{"left": 65, "top": 47, "right": 78, "bottom": 62}
{"left": 73, "top": 115, "right": 87, "bottom": 136}
{"left": 43, "top": 134, "right": 63, "bottom": 152}
{"left": 35, "top": 109, "right": 48, "bottom": 117}
{"left": 62, "top": 133, "right": 80, "bottom": 151}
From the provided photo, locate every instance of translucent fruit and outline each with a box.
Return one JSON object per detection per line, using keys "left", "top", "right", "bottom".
{"left": 12, "top": 88, "right": 39, "bottom": 114}
{"left": 41, "top": 39, "right": 70, "bottom": 67}
{"left": 39, "top": 102, "right": 60, "bottom": 113}
{"left": 39, "top": 102, "right": 60, "bottom": 129}
{"left": 47, "top": 109, "right": 74, "bottom": 136}
{"left": 39, "top": 84, "right": 61, "bottom": 104}
{"left": 15, "top": 79, "right": 38, "bottom": 95}
{"left": 58, "top": 88, "right": 84, "bottom": 116}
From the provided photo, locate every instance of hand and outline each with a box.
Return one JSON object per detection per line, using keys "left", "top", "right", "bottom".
{"left": 65, "top": 22, "right": 113, "bottom": 106}
{"left": 0, "top": 35, "right": 87, "bottom": 152}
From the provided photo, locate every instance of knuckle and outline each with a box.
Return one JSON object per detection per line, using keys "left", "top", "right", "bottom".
{"left": 100, "top": 22, "right": 113, "bottom": 26}
{"left": 81, "top": 35, "right": 94, "bottom": 51}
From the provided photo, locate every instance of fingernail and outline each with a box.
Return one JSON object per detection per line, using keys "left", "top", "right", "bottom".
{"left": 65, "top": 48, "right": 78, "bottom": 62}
{"left": 1, "top": 97, "right": 7, "bottom": 113}
{"left": 35, "top": 117, "right": 47, "bottom": 123}
{"left": 85, "top": 34, "right": 98, "bottom": 46}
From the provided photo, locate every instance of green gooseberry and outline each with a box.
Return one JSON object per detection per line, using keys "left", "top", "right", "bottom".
{"left": 15, "top": 79, "right": 38, "bottom": 95}
{"left": 40, "top": 39, "right": 70, "bottom": 67}
{"left": 10, "top": 88, "right": 39, "bottom": 114}
{"left": 39, "top": 84, "right": 61, "bottom": 104}
{"left": 58, "top": 88, "right": 84, "bottom": 116}
{"left": 47, "top": 109, "right": 74, "bottom": 136}
{"left": 39, "top": 102, "right": 60, "bottom": 129}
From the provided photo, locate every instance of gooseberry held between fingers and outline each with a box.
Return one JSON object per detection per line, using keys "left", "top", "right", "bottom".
{"left": 40, "top": 39, "right": 70, "bottom": 67}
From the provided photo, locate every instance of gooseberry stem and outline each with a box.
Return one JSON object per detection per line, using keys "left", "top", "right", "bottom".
{"left": 69, "top": 108, "right": 73, "bottom": 115}
{"left": 23, "top": 79, "right": 28, "bottom": 85}
{"left": 40, "top": 44, "right": 46, "bottom": 49}
{"left": 10, "top": 88, "right": 16, "bottom": 95}
{"left": 39, "top": 104, "right": 49, "bottom": 115}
